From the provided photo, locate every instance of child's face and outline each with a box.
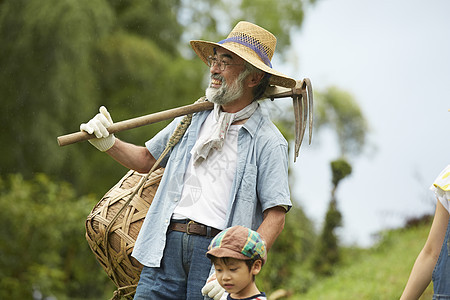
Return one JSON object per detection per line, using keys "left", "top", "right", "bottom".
{"left": 214, "top": 257, "right": 261, "bottom": 298}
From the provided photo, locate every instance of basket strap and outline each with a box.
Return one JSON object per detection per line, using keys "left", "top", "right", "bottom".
{"left": 104, "top": 96, "right": 209, "bottom": 291}
{"left": 110, "top": 284, "right": 137, "bottom": 300}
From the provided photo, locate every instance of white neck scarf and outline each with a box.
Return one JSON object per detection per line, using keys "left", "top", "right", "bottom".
{"left": 191, "top": 101, "right": 258, "bottom": 165}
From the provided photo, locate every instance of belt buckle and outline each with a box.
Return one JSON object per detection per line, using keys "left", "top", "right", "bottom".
{"left": 186, "top": 220, "right": 196, "bottom": 235}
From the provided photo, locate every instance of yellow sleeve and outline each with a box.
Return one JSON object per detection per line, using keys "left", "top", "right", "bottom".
{"left": 433, "top": 165, "right": 450, "bottom": 192}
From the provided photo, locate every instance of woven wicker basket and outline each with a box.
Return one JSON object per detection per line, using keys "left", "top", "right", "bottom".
{"left": 85, "top": 167, "right": 164, "bottom": 299}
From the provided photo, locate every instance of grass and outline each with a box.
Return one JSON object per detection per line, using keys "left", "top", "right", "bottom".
{"left": 285, "top": 221, "right": 434, "bottom": 300}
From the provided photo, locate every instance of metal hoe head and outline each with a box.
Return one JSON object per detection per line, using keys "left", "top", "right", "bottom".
{"left": 265, "top": 78, "right": 313, "bottom": 162}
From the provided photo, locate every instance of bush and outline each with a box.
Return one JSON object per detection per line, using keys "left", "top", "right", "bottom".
{"left": 0, "top": 173, "right": 114, "bottom": 299}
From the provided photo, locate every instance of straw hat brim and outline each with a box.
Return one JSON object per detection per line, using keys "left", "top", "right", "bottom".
{"left": 190, "top": 40, "right": 296, "bottom": 88}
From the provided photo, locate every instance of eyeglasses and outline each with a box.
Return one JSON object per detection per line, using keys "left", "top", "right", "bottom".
{"left": 207, "top": 55, "right": 244, "bottom": 71}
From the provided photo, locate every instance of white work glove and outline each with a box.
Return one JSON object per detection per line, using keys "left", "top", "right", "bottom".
{"left": 80, "top": 106, "right": 116, "bottom": 152}
{"left": 201, "top": 278, "right": 225, "bottom": 300}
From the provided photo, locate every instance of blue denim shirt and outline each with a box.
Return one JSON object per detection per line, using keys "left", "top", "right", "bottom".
{"left": 432, "top": 218, "right": 450, "bottom": 299}
{"left": 132, "top": 105, "right": 292, "bottom": 267}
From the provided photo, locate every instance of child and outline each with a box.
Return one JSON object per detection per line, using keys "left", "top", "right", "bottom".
{"left": 204, "top": 225, "right": 267, "bottom": 300}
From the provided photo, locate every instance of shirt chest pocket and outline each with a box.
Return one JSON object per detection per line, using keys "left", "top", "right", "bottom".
{"left": 239, "top": 164, "right": 258, "bottom": 202}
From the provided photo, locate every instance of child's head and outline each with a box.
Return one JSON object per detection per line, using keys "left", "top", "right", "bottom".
{"left": 206, "top": 226, "right": 267, "bottom": 297}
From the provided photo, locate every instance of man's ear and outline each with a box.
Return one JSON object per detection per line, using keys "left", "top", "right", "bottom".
{"left": 247, "top": 72, "right": 265, "bottom": 88}
{"left": 251, "top": 259, "right": 263, "bottom": 275}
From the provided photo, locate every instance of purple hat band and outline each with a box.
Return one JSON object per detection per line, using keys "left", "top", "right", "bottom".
{"left": 218, "top": 36, "right": 273, "bottom": 68}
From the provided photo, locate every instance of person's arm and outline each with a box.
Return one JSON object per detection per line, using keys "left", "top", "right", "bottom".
{"left": 257, "top": 206, "right": 286, "bottom": 251}
{"left": 80, "top": 106, "right": 158, "bottom": 173}
{"left": 400, "top": 200, "right": 450, "bottom": 300}
{"left": 106, "top": 138, "right": 156, "bottom": 173}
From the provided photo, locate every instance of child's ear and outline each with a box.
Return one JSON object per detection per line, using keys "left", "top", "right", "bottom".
{"left": 251, "top": 259, "right": 263, "bottom": 275}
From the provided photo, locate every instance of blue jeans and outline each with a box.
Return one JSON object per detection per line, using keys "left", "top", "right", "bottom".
{"left": 134, "top": 228, "right": 213, "bottom": 299}
{"left": 432, "top": 219, "right": 450, "bottom": 299}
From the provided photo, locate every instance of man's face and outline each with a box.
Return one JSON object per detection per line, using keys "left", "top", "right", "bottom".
{"left": 205, "top": 48, "right": 249, "bottom": 106}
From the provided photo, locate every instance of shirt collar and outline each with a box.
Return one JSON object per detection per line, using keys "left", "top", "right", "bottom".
{"left": 242, "top": 104, "right": 263, "bottom": 137}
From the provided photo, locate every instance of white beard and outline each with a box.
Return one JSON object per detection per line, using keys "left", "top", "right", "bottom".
{"left": 205, "top": 72, "right": 248, "bottom": 105}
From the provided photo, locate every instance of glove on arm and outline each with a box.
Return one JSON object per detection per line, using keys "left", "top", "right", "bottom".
{"left": 80, "top": 106, "right": 116, "bottom": 152}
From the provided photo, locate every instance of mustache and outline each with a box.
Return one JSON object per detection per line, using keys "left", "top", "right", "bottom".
{"left": 210, "top": 74, "right": 224, "bottom": 82}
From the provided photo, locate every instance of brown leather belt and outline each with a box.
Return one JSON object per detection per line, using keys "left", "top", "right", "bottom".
{"left": 169, "top": 220, "right": 221, "bottom": 238}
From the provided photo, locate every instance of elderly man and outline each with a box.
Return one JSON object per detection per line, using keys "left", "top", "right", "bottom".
{"left": 80, "top": 21, "right": 296, "bottom": 300}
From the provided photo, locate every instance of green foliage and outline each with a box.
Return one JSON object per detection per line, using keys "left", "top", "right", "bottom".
{"left": 291, "top": 221, "right": 434, "bottom": 300}
{"left": 0, "top": 173, "right": 114, "bottom": 299}
{"left": 331, "top": 158, "right": 352, "bottom": 188}
{"left": 257, "top": 205, "right": 317, "bottom": 294}
{"left": 176, "top": 0, "right": 315, "bottom": 56}
{"left": 306, "top": 92, "right": 362, "bottom": 278}
{"left": 0, "top": 0, "right": 205, "bottom": 196}
{"left": 106, "top": 0, "right": 183, "bottom": 55}
{"left": 0, "top": 0, "right": 114, "bottom": 191}
{"left": 311, "top": 159, "right": 350, "bottom": 276}
{"left": 312, "top": 198, "right": 342, "bottom": 276}
{"left": 93, "top": 31, "right": 205, "bottom": 121}
{"left": 239, "top": 0, "right": 306, "bottom": 50}
{"left": 315, "top": 87, "right": 368, "bottom": 157}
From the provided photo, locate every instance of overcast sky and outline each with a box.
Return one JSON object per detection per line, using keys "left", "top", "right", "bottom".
{"left": 281, "top": 0, "right": 450, "bottom": 247}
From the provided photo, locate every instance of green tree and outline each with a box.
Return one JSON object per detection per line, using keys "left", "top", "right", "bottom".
{"left": 106, "top": 0, "right": 183, "bottom": 55}
{"left": 312, "top": 158, "right": 352, "bottom": 276}
{"left": 0, "top": 0, "right": 114, "bottom": 187}
{"left": 257, "top": 205, "right": 316, "bottom": 295}
{"left": 0, "top": 174, "right": 115, "bottom": 299}
{"left": 310, "top": 87, "right": 367, "bottom": 277}
{"left": 315, "top": 86, "right": 368, "bottom": 157}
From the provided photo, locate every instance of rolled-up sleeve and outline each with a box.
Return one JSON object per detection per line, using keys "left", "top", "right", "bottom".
{"left": 257, "top": 142, "right": 291, "bottom": 212}
{"left": 145, "top": 119, "right": 180, "bottom": 167}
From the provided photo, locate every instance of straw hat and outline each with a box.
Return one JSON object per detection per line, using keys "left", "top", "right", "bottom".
{"left": 190, "top": 21, "right": 296, "bottom": 88}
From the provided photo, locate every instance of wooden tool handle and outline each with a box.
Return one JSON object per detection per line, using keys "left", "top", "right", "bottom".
{"left": 57, "top": 80, "right": 306, "bottom": 147}
{"left": 57, "top": 101, "right": 214, "bottom": 147}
